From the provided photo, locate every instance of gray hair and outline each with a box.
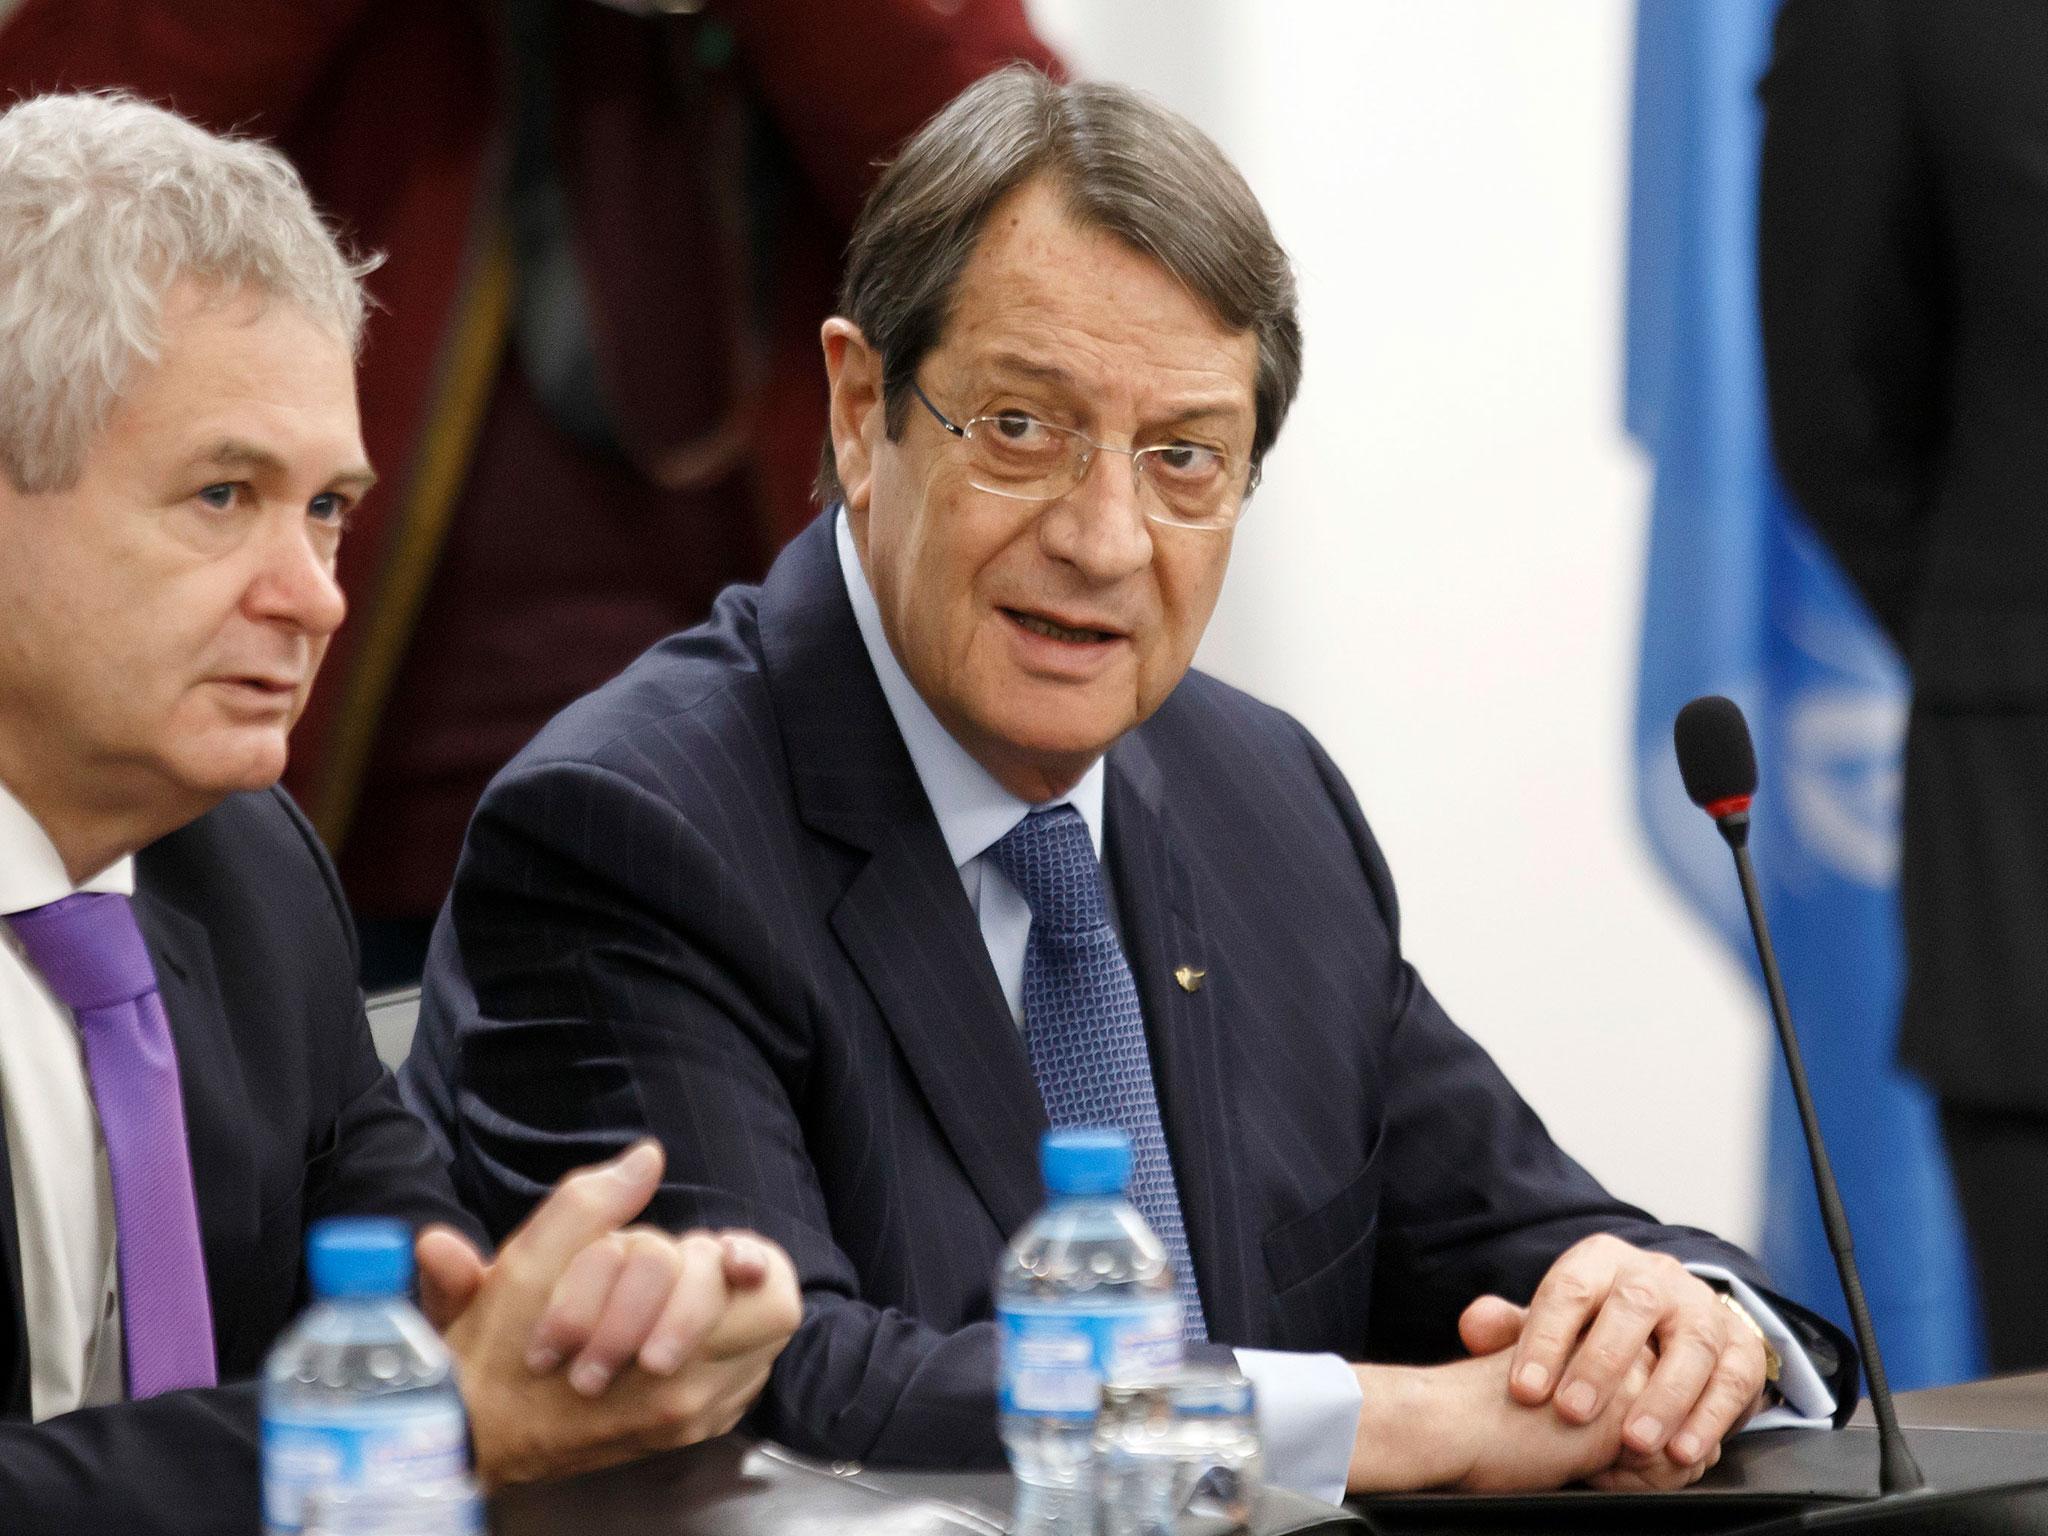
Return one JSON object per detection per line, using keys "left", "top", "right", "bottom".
{"left": 0, "top": 92, "right": 376, "bottom": 493}
{"left": 818, "top": 65, "right": 1301, "bottom": 505}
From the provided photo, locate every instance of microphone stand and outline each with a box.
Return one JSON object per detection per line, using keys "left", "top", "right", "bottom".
{"left": 1716, "top": 806, "right": 1924, "bottom": 1496}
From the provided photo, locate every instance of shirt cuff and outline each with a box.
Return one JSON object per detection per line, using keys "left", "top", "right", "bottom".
{"left": 1231, "top": 1347, "right": 1361, "bottom": 1506}
{"left": 1685, "top": 1262, "right": 1837, "bottom": 1427}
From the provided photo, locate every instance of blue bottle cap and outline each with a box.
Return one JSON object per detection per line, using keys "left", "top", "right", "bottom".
{"left": 1041, "top": 1128, "right": 1133, "bottom": 1196}
{"left": 307, "top": 1218, "right": 414, "bottom": 1299}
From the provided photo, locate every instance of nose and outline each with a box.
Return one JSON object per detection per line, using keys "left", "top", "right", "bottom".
{"left": 1038, "top": 445, "right": 1154, "bottom": 583}
{"left": 246, "top": 513, "right": 347, "bottom": 639}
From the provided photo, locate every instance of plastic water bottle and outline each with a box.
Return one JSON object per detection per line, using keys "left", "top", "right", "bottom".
{"left": 998, "top": 1129, "right": 1184, "bottom": 1533}
{"left": 261, "top": 1218, "right": 475, "bottom": 1535}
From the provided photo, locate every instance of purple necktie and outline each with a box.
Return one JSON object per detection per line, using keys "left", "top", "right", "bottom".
{"left": 7, "top": 892, "right": 218, "bottom": 1397}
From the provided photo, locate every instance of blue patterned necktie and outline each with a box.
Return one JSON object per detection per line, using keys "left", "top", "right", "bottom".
{"left": 988, "top": 806, "right": 1207, "bottom": 1342}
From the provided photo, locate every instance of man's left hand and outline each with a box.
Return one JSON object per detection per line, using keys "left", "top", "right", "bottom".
{"left": 1458, "top": 1235, "right": 1768, "bottom": 1483}
{"left": 419, "top": 1221, "right": 782, "bottom": 1398}
{"left": 407, "top": 1142, "right": 802, "bottom": 1488}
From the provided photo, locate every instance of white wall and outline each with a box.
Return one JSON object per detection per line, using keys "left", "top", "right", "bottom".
{"left": 1029, "top": 0, "right": 1768, "bottom": 1244}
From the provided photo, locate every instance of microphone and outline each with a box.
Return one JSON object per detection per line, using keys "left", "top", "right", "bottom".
{"left": 1672, "top": 695, "right": 1924, "bottom": 1498}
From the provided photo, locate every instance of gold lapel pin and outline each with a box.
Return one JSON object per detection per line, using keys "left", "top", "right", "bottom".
{"left": 1174, "top": 965, "right": 1207, "bottom": 994}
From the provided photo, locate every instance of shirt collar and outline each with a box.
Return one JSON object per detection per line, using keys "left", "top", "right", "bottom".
{"left": 835, "top": 506, "right": 1106, "bottom": 868}
{"left": 0, "top": 776, "right": 134, "bottom": 916}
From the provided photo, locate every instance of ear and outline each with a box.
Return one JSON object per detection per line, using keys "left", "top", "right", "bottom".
{"left": 821, "top": 317, "right": 883, "bottom": 521}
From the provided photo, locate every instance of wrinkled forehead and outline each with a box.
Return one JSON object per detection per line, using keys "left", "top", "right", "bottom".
{"left": 96, "top": 283, "right": 367, "bottom": 467}
{"left": 930, "top": 183, "right": 1260, "bottom": 426}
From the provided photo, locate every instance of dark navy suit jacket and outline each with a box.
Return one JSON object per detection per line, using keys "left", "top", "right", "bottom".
{"left": 405, "top": 513, "right": 1853, "bottom": 1468}
{"left": 0, "top": 788, "right": 475, "bottom": 1536}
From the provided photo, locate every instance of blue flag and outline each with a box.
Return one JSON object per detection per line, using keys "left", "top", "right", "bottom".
{"left": 1628, "top": 0, "right": 1982, "bottom": 1389}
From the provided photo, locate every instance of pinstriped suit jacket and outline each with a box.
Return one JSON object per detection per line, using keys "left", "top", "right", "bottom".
{"left": 403, "top": 513, "right": 1853, "bottom": 1468}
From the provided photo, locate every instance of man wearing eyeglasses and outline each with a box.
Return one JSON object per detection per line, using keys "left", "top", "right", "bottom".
{"left": 407, "top": 66, "right": 1854, "bottom": 1503}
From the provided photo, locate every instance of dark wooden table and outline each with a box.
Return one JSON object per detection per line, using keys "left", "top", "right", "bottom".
{"left": 491, "top": 1434, "right": 1363, "bottom": 1536}
{"left": 490, "top": 1376, "right": 2048, "bottom": 1536}
{"left": 1854, "top": 1369, "right": 2048, "bottom": 1432}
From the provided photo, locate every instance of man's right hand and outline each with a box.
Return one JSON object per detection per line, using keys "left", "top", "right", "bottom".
{"left": 416, "top": 1142, "right": 802, "bottom": 1489}
{"left": 1347, "top": 1344, "right": 1687, "bottom": 1494}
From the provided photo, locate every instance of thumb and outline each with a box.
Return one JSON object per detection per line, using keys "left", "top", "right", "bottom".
{"left": 498, "top": 1139, "right": 666, "bottom": 1282}
{"left": 1458, "top": 1294, "right": 1527, "bottom": 1358}
{"left": 416, "top": 1225, "right": 488, "bottom": 1331}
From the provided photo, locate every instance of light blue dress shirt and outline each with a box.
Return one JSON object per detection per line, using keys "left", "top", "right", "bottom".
{"left": 832, "top": 510, "right": 1830, "bottom": 1502}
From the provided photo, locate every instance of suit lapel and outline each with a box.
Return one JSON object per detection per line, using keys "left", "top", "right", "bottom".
{"left": 829, "top": 824, "right": 1049, "bottom": 1241}
{"left": 132, "top": 883, "right": 257, "bottom": 1368}
{"left": 1105, "top": 730, "right": 1258, "bottom": 1346}
{"left": 762, "top": 518, "right": 1048, "bottom": 1241}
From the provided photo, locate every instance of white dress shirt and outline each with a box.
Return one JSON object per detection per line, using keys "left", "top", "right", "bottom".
{"left": 0, "top": 780, "right": 126, "bottom": 1420}
{"left": 832, "top": 510, "right": 1831, "bottom": 1502}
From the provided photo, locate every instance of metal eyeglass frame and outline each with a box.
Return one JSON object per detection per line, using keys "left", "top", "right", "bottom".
{"left": 909, "top": 378, "right": 1258, "bottom": 531}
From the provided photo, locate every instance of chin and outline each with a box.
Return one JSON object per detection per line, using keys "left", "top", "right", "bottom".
{"left": 171, "top": 731, "right": 293, "bottom": 800}
{"left": 984, "top": 715, "right": 1124, "bottom": 774}
{"left": 1003, "top": 696, "right": 1138, "bottom": 752}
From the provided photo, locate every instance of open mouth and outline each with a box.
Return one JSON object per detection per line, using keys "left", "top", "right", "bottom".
{"left": 1004, "top": 608, "right": 1119, "bottom": 644}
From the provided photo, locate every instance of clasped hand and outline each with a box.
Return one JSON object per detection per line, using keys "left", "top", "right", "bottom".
{"left": 1350, "top": 1235, "right": 1769, "bottom": 1494}
{"left": 411, "top": 1140, "right": 802, "bottom": 1489}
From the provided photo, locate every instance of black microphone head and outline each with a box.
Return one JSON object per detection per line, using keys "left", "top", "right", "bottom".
{"left": 1673, "top": 695, "right": 1758, "bottom": 808}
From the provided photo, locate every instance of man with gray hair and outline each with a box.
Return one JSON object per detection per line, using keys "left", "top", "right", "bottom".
{"left": 414, "top": 65, "right": 1855, "bottom": 1505}
{"left": 0, "top": 92, "right": 798, "bottom": 1534}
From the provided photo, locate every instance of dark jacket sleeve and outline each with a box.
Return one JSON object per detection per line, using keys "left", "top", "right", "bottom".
{"left": 413, "top": 756, "right": 1007, "bottom": 1468}
{"left": 0, "top": 1383, "right": 269, "bottom": 1536}
{"left": 1759, "top": 0, "right": 1946, "bottom": 649}
{"left": 1295, "top": 725, "right": 1860, "bottom": 1420}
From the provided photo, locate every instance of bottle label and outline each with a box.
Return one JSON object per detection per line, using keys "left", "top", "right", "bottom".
{"left": 261, "top": 1400, "right": 468, "bottom": 1533}
{"left": 998, "top": 1300, "right": 1183, "bottom": 1417}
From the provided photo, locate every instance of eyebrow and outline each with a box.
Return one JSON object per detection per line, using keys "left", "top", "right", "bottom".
{"left": 191, "top": 438, "right": 378, "bottom": 496}
{"left": 976, "top": 352, "right": 1252, "bottom": 429}
{"left": 983, "top": 352, "right": 1080, "bottom": 389}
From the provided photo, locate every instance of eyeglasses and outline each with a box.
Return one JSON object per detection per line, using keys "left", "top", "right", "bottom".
{"left": 911, "top": 379, "right": 1258, "bottom": 532}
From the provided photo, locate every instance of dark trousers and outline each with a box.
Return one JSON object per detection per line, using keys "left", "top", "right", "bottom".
{"left": 1941, "top": 1102, "right": 2048, "bottom": 1373}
